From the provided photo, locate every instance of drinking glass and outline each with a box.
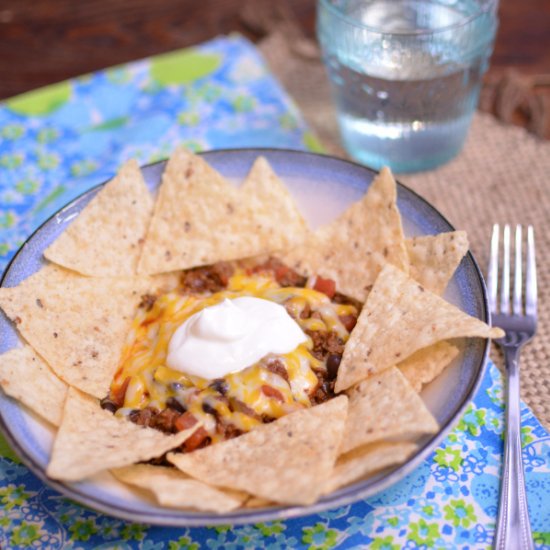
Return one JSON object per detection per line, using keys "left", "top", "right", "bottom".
{"left": 317, "top": 0, "right": 499, "bottom": 172}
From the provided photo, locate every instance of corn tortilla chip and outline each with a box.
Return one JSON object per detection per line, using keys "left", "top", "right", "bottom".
{"left": 240, "top": 156, "right": 308, "bottom": 250}
{"left": 138, "top": 148, "right": 241, "bottom": 274}
{"left": 25, "top": 262, "right": 81, "bottom": 285}
{"left": 0, "top": 346, "right": 67, "bottom": 426}
{"left": 0, "top": 268, "right": 151, "bottom": 398}
{"left": 243, "top": 496, "right": 276, "bottom": 508}
{"left": 44, "top": 160, "right": 153, "bottom": 276}
{"left": 47, "top": 387, "right": 199, "bottom": 481}
{"left": 138, "top": 149, "right": 308, "bottom": 274}
{"left": 282, "top": 167, "right": 408, "bottom": 302}
{"left": 398, "top": 341, "right": 460, "bottom": 392}
{"left": 335, "top": 264, "right": 503, "bottom": 392}
{"left": 324, "top": 442, "right": 417, "bottom": 493}
{"left": 340, "top": 367, "right": 438, "bottom": 454}
{"left": 168, "top": 396, "right": 348, "bottom": 506}
{"left": 406, "top": 231, "right": 469, "bottom": 295}
{"left": 111, "top": 464, "right": 247, "bottom": 512}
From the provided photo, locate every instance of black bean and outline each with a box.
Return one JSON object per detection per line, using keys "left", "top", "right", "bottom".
{"left": 311, "top": 380, "right": 333, "bottom": 404}
{"left": 100, "top": 398, "right": 118, "bottom": 413}
{"left": 202, "top": 402, "right": 218, "bottom": 416}
{"left": 209, "top": 379, "right": 229, "bottom": 395}
{"left": 326, "top": 354, "right": 342, "bottom": 380}
{"left": 166, "top": 397, "right": 186, "bottom": 413}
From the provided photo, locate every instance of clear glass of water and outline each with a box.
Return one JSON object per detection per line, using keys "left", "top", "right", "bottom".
{"left": 317, "top": 0, "right": 498, "bottom": 172}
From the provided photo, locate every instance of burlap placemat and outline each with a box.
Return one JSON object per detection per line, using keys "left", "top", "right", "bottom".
{"left": 260, "top": 31, "right": 550, "bottom": 429}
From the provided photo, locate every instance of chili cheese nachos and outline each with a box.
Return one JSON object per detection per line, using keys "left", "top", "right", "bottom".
{"left": 0, "top": 149, "right": 502, "bottom": 511}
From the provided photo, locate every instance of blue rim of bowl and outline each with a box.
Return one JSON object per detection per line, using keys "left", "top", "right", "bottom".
{"left": 0, "top": 148, "right": 491, "bottom": 526}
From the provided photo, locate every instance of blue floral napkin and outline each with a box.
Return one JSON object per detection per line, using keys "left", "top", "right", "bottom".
{"left": 0, "top": 34, "right": 548, "bottom": 549}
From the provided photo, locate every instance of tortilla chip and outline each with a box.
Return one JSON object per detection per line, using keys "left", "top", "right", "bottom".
{"left": 281, "top": 167, "right": 408, "bottom": 302}
{"left": 47, "top": 387, "right": 199, "bottom": 481}
{"left": 138, "top": 149, "right": 308, "bottom": 274}
{"left": 148, "top": 272, "right": 183, "bottom": 294}
{"left": 398, "top": 341, "right": 460, "bottom": 392}
{"left": 44, "top": 160, "right": 153, "bottom": 276}
{"left": 25, "top": 262, "right": 81, "bottom": 285}
{"left": 243, "top": 496, "right": 275, "bottom": 508}
{"left": 0, "top": 346, "right": 67, "bottom": 426}
{"left": 324, "top": 442, "right": 417, "bottom": 493}
{"left": 335, "top": 264, "right": 504, "bottom": 392}
{"left": 168, "top": 396, "right": 348, "bottom": 506}
{"left": 0, "top": 268, "right": 151, "bottom": 398}
{"left": 340, "top": 367, "right": 438, "bottom": 454}
{"left": 111, "top": 464, "right": 247, "bottom": 512}
{"left": 240, "top": 156, "right": 308, "bottom": 250}
{"left": 406, "top": 231, "right": 469, "bottom": 294}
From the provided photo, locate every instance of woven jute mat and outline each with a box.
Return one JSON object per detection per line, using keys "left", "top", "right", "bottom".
{"left": 259, "top": 31, "right": 550, "bottom": 429}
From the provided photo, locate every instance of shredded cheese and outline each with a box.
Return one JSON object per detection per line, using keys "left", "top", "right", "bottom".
{"left": 111, "top": 267, "right": 355, "bottom": 443}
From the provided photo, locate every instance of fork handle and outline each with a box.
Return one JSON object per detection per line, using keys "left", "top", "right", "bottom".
{"left": 494, "top": 346, "right": 534, "bottom": 550}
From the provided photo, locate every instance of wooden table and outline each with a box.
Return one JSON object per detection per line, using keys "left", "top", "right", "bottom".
{"left": 0, "top": 0, "right": 548, "bottom": 133}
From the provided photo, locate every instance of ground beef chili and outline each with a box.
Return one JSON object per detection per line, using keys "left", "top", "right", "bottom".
{"left": 104, "top": 257, "right": 359, "bottom": 452}
{"left": 304, "top": 330, "right": 346, "bottom": 403}
{"left": 180, "top": 261, "right": 234, "bottom": 293}
{"left": 306, "top": 330, "right": 345, "bottom": 360}
{"left": 262, "top": 357, "right": 290, "bottom": 384}
{"left": 248, "top": 257, "right": 307, "bottom": 287}
{"left": 138, "top": 293, "right": 157, "bottom": 311}
{"left": 217, "top": 423, "right": 244, "bottom": 440}
{"left": 128, "top": 407, "right": 156, "bottom": 427}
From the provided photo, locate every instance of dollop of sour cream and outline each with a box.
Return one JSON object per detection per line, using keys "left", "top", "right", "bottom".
{"left": 167, "top": 297, "right": 307, "bottom": 379}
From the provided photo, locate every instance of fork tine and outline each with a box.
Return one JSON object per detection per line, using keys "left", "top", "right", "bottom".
{"left": 526, "top": 225, "right": 537, "bottom": 316}
{"left": 487, "top": 224, "right": 499, "bottom": 313}
{"left": 513, "top": 225, "right": 523, "bottom": 315}
{"left": 500, "top": 224, "right": 511, "bottom": 314}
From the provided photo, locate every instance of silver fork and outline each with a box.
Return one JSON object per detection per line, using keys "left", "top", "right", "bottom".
{"left": 487, "top": 224, "right": 536, "bottom": 550}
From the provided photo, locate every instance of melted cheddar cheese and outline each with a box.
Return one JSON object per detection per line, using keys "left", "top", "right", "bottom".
{"left": 111, "top": 267, "right": 357, "bottom": 443}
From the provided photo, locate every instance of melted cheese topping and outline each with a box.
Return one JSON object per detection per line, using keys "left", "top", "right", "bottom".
{"left": 112, "top": 268, "right": 356, "bottom": 443}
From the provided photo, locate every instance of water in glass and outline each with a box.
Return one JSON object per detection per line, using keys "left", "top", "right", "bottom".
{"left": 318, "top": 0, "right": 498, "bottom": 172}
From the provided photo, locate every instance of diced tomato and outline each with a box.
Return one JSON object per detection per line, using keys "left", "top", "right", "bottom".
{"left": 261, "top": 384, "right": 285, "bottom": 402}
{"left": 174, "top": 411, "right": 198, "bottom": 432}
{"left": 274, "top": 265, "right": 289, "bottom": 282}
{"left": 314, "top": 276, "right": 336, "bottom": 298}
{"left": 111, "top": 377, "right": 130, "bottom": 408}
{"left": 339, "top": 314, "right": 358, "bottom": 332}
{"left": 183, "top": 426, "right": 210, "bottom": 452}
{"left": 176, "top": 412, "right": 210, "bottom": 452}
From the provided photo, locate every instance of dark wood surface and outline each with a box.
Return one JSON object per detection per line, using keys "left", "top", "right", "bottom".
{"left": 0, "top": 0, "right": 548, "bottom": 101}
